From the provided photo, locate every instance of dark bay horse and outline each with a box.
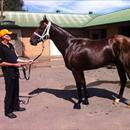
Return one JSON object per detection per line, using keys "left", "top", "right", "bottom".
{"left": 30, "top": 17, "right": 130, "bottom": 109}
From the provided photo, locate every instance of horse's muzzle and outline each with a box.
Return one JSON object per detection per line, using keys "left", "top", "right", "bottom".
{"left": 30, "top": 39, "right": 39, "bottom": 46}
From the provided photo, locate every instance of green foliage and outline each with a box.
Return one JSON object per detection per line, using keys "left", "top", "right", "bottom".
{"left": 4, "top": 0, "right": 24, "bottom": 11}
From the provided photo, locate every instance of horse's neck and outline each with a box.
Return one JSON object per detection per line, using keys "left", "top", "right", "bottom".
{"left": 50, "top": 25, "right": 73, "bottom": 56}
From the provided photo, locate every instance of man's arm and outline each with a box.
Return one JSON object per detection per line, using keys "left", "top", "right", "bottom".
{"left": 0, "top": 62, "right": 21, "bottom": 68}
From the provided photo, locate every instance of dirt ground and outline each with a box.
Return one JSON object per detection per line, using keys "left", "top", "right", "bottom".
{"left": 0, "top": 58, "right": 130, "bottom": 129}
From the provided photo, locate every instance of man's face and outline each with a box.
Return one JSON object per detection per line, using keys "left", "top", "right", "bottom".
{"left": 2, "top": 34, "right": 11, "bottom": 41}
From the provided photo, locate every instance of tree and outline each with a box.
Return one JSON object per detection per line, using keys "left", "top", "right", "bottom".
{"left": 3, "top": 0, "right": 24, "bottom": 11}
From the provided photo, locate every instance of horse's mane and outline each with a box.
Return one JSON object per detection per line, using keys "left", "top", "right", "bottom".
{"left": 52, "top": 22, "right": 74, "bottom": 38}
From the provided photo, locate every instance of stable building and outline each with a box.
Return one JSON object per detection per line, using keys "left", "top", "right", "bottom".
{"left": 0, "top": 9, "right": 130, "bottom": 58}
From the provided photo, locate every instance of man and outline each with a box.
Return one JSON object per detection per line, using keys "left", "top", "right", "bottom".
{"left": 0, "top": 29, "right": 32, "bottom": 119}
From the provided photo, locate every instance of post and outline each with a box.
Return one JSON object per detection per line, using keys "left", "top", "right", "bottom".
{"left": 0, "top": 0, "right": 4, "bottom": 20}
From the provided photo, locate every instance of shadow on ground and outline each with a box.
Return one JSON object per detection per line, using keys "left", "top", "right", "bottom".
{"left": 29, "top": 80, "right": 125, "bottom": 105}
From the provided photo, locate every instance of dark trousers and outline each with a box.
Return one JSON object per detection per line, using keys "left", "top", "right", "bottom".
{"left": 4, "top": 76, "right": 19, "bottom": 114}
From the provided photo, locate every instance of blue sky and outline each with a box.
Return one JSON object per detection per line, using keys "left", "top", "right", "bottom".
{"left": 23, "top": 0, "right": 130, "bottom": 14}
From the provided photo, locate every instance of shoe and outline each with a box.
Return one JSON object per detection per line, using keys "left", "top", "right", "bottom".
{"left": 14, "top": 107, "right": 26, "bottom": 112}
{"left": 5, "top": 112, "right": 17, "bottom": 119}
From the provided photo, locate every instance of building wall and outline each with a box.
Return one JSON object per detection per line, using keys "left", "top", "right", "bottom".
{"left": 86, "top": 22, "right": 130, "bottom": 39}
{"left": 107, "top": 25, "right": 119, "bottom": 37}
{"left": 65, "top": 28, "right": 89, "bottom": 38}
{"left": 10, "top": 29, "right": 23, "bottom": 56}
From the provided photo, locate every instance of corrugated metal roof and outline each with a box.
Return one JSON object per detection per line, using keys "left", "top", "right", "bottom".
{"left": 86, "top": 9, "right": 130, "bottom": 27}
{"left": 1, "top": 9, "right": 130, "bottom": 28}
{"left": 3, "top": 11, "right": 94, "bottom": 28}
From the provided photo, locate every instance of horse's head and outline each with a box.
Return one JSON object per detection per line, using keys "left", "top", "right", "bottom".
{"left": 30, "top": 16, "right": 51, "bottom": 46}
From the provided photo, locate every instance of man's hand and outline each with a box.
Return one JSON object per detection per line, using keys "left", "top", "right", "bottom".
{"left": 26, "top": 59, "right": 33, "bottom": 64}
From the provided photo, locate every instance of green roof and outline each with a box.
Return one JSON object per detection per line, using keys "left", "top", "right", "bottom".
{"left": 86, "top": 9, "right": 130, "bottom": 27}
{"left": 1, "top": 9, "right": 130, "bottom": 28}
{"left": 2, "top": 11, "right": 94, "bottom": 28}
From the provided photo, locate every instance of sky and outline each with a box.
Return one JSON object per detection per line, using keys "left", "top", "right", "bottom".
{"left": 23, "top": 0, "right": 130, "bottom": 14}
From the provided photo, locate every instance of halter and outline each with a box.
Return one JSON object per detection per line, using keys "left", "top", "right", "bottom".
{"left": 34, "top": 21, "right": 51, "bottom": 42}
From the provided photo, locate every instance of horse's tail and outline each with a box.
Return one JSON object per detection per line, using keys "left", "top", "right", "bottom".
{"left": 111, "top": 35, "right": 130, "bottom": 80}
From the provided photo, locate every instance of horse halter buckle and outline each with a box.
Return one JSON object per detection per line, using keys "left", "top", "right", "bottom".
{"left": 34, "top": 21, "right": 51, "bottom": 42}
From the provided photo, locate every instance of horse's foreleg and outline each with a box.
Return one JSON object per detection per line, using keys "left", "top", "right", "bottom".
{"left": 72, "top": 69, "right": 83, "bottom": 109}
{"left": 115, "top": 63, "right": 127, "bottom": 104}
{"left": 80, "top": 71, "right": 89, "bottom": 105}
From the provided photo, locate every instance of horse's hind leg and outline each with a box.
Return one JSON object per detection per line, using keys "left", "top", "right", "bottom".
{"left": 115, "top": 62, "right": 127, "bottom": 103}
{"left": 125, "top": 68, "right": 130, "bottom": 80}
{"left": 72, "top": 69, "right": 85, "bottom": 109}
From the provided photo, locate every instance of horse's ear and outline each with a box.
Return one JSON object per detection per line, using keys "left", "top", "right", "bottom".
{"left": 43, "top": 15, "right": 48, "bottom": 23}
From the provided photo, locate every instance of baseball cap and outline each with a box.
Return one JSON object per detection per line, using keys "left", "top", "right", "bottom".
{"left": 0, "top": 29, "right": 12, "bottom": 37}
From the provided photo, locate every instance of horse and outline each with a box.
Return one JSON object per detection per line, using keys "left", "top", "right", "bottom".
{"left": 30, "top": 16, "right": 130, "bottom": 109}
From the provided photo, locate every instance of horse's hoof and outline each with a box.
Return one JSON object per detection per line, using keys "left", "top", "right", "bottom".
{"left": 123, "top": 99, "right": 130, "bottom": 105}
{"left": 73, "top": 103, "right": 81, "bottom": 109}
{"left": 82, "top": 100, "right": 89, "bottom": 105}
{"left": 112, "top": 98, "right": 120, "bottom": 105}
{"left": 126, "top": 105, "right": 130, "bottom": 109}
{"left": 112, "top": 95, "right": 120, "bottom": 105}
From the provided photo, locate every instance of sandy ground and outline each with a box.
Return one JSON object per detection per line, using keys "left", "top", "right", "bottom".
{"left": 0, "top": 58, "right": 130, "bottom": 129}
